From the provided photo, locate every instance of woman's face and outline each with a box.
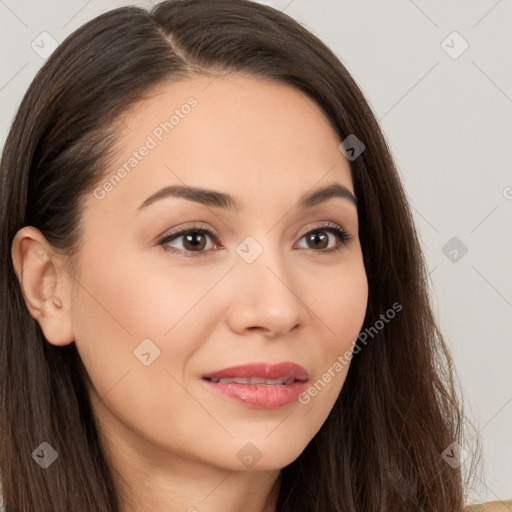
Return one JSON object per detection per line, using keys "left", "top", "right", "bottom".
{"left": 47, "top": 73, "right": 368, "bottom": 472}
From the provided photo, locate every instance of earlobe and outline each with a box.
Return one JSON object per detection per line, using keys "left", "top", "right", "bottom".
{"left": 11, "top": 226, "right": 75, "bottom": 346}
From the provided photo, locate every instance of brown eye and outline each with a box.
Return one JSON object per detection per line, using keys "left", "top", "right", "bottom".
{"left": 296, "top": 224, "right": 352, "bottom": 253}
{"left": 158, "top": 227, "right": 218, "bottom": 257}
{"left": 158, "top": 222, "right": 352, "bottom": 258}
{"left": 305, "top": 231, "right": 329, "bottom": 250}
{"left": 180, "top": 232, "right": 208, "bottom": 251}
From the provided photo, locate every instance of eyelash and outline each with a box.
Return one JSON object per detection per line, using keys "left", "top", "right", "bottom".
{"left": 157, "top": 221, "right": 353, "bottom": 258}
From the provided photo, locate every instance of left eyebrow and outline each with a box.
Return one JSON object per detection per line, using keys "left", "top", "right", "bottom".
{"left": 296, "top": 182, "right": 357, "bottom": 210}
{"left": 137, "top": 181, "right": 357, "bottom": 212}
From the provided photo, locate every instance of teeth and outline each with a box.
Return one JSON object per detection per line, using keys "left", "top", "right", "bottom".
{"left": 208, "top": 377, "right": 296, "bottom": 385}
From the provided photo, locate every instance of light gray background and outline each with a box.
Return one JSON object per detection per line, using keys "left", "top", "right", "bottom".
{"left": 1, "top": 0, "right": 510, "bottom": 505}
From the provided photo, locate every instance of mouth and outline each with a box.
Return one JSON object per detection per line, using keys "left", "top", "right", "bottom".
{"left": 200, "top": 362, "right": 309, "bottom": 409}
{"left": 203, "top": 376, "right": 302, "bottom": 385}
{"left": 201, "top": 361, "right": 309, "bottom": 383}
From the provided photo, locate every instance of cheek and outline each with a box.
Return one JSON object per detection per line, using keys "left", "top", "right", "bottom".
{"left": 69, "top": 243, "right": 232, "bottom": 398}
{"left": 297, "top": 255, "right": 367, "bottom": 425}
{"left": 69, "top": 256, "right": 204, "bottom": 447}
{"left": 71, "top": 240, "right": 218, "bottom": 343}
{"left": 310, "top": 253, "right": 368, "bottom": 358}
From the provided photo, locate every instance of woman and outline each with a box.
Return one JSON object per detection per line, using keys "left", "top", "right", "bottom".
{"left": 0, "top": 1, "right": 504, "bottom": 511}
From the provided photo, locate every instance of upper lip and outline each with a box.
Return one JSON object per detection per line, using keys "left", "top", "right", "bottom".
{"left": 202, "top": 362, "right": 309, "bottom": 381}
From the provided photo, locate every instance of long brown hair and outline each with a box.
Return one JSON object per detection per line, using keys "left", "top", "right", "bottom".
{"left": 0, "top": 1, "right": 471, "bottom": 510}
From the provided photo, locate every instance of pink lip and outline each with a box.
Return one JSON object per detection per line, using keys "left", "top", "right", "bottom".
{"left": 202, "top": 362, "right": 309, "bottom": 381}
{"left": 201, "top": 362, "right": 309, "bottom": 409}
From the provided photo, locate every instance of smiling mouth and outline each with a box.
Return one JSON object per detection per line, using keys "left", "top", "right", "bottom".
{"left": 201, "top": 375, "right": 309, "bottom": 409}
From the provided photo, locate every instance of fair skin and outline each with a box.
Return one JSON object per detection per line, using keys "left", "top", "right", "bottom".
{"left": 11, "top": 73, "right": 368, "bottom": 512}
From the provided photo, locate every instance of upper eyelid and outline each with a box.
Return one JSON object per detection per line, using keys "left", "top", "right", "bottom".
{"left": 159, "top": 222, "right": 220, "bottom": 241}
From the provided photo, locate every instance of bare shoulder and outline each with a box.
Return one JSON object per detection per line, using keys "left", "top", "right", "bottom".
{"left": 465, "top": 501, "right": 512, "bottom": 511}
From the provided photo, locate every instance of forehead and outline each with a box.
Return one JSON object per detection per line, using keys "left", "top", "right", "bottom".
{"left": 86, "top": 72, "right": 354, "bottom": 218}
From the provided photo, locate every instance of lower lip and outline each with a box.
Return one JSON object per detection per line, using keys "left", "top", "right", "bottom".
{"left": 201, "top": 378, "right": 308, "bottom": 409}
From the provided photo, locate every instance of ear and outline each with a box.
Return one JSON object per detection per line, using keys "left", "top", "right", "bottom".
{"left": 11, "top": 226, "right": 75, "bottom": 346}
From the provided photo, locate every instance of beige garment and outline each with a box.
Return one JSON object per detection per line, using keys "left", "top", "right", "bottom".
{"left": 466, "top": 501, "right": 512, "bottom": 511}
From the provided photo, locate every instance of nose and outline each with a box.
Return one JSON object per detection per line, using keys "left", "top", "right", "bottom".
{"left": 225, "top": 247, "right": 307, "bottom": 338}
